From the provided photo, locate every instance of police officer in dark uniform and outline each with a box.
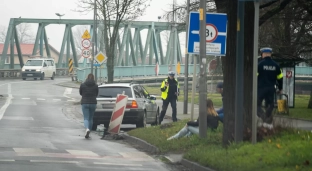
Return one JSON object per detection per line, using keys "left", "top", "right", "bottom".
{"left": 258, "top": 47, "right": 283, "bottom": 127}
{"left": 159, "top": 71, "right": 180, "bottom": 124}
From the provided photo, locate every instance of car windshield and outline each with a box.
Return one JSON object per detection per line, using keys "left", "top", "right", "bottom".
{"left": 98, "top": 87, "right": 133, "bottom": 98}
{"left": 25, "top": 60, "right": 43, "bottom": 66}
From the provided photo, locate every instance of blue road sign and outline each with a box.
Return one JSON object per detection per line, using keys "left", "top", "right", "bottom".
{"left": 93, "top": 63, "right": 101, "bottom": 67}
{"left": 187, "top": 12, "right": 228, "bottom": 56}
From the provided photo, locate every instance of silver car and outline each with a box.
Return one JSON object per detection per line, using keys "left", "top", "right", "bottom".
{"left": 93, "top": 83, "right": 160, "bottom": 130}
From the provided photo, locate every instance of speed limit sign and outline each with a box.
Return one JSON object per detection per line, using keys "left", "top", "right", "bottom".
{"left": 82, "top": 49, "right": 91, "bottom": 58}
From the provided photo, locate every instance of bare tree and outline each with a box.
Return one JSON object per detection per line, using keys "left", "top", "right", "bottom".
{"left": 16, "top": 23, "right": 35, "bottom": 43}
{"left": 76, "top": 0, "right": 150, "bottom": 83}
{"left": 0, "top": 23, "right": 34, "bottom": 43}
{"left": 0, "top": 25, "right": 6, "bottom": 43}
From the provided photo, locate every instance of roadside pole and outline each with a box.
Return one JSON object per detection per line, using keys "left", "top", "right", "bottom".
{"left": 198, "top": 0, "right": 207, "bottom": 138}
{"left": 190, "top": 56, "right": 197, "bottom": 120}
{"left": 235, "top": 0, "right": 244, "bottom": 143}
{"left": 183, "top": 0, "right": 191, "bottom": 114}
{"left": 252, "top": 0, "right": 260, "bottom": 144}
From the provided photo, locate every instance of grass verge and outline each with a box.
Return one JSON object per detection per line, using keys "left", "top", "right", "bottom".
{"left": 128, "top": 121, "right": 312, "bottom": 171}
{"left": 144, "top": 86, "right": 312, "bottom": 120}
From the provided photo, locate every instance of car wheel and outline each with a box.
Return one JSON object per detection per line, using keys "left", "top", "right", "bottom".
{"left": 91, "top": 123, "right": 97, "bottom": 131}
{"left": 40, "top": 73, "right": 44, "bottom": 80}
{"left": 136, "top": 111, "right": 147, "bottom": 128}
{"left": 151, "top": 108, "right": 159, "bottom": 126}
{"left": 22, "top": 78, "right": 26, "bottom": 80}
{"left": 51, "top": 72, "right": 55, "bottom": 80}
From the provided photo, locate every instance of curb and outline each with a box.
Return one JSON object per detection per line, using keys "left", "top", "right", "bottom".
{"left": 121, "top": 133, "right": 160, "bottom": 154}
{"left": 181, "top": 159, "right": 216, "bottom": 171}
{"left": 55, "top": 83, "right": 80, "bottom": 89}
{"left": 274, "top": 115, "right": 312, "bottom": 122}
{"left": 121, "top": 133, "right": 217, "bottom": 171}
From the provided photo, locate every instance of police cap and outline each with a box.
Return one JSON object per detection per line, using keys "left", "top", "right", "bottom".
{"left": 260, "top": 47, "right": 272, "bottom": 53}
{"left": 168, "top": 71, "right": 175, "bottom": 76}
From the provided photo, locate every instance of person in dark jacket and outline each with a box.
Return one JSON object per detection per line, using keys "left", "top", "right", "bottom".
{"left": 159, "top": 71, "right": 180, "bottom": 124}
{"left": 257, "top": 47, "right": 283, "bottom": 128}
{"left": 79, "top": 73, "right": 99, "bottom": 139}
{"left": 167, "top": 99, "right": 219, "bottom": 140}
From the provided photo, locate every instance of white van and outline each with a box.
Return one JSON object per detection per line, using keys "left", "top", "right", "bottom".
{"left": 21, "top": 58, "right": 56, "bottom": 80}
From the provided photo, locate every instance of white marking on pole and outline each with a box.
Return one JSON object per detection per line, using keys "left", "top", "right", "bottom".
{"left": 93, "top": 162, "right": 142, "bottom": 167}
{"left": 0, "top": 84, "right": 12, "bottom": 120}
{"left": 30, "top": 160, "right": 79, "bottom": 164}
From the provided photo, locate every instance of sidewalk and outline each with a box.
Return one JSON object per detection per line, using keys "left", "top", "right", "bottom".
{"left": 56, "top": 81, "right": 312, "bottom": 131}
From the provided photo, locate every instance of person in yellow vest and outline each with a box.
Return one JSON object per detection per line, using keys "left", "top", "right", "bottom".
{"left": 159, "top": 71, "right": 180, "bottom": 124}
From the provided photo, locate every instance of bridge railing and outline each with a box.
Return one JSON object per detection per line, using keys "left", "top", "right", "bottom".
{"left": 76, "top": 64, "right": 200, "bottom": 82}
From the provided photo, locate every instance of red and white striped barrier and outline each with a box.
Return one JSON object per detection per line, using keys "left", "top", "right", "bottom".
{"left": 108, "top": 94, "right": 128, "bottom": 134}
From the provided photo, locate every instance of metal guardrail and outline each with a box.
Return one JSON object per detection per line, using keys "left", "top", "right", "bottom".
{"left": 0, "top": 68, "right": 73, "bottom": 78}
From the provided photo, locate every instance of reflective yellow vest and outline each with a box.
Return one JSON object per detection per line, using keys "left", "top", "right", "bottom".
{"left": 160, "top": 78, "right": 180, "bottom": 100}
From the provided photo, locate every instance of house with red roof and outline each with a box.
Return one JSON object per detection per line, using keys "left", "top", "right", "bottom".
{"left": 0, "top": 43, "right": 60, "bottom": 65}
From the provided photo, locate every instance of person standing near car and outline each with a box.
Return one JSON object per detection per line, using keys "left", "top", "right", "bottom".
{"left": 159, "top": 71, "right": 180, "bottom": 124}
{"left": 257, "top": 47, "right": 283, "bottom": 128}
{"left": 79, "top": 73, "right": 99, "bottom": 139}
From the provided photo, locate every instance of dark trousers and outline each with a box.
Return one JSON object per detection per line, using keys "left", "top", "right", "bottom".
{"left": 159, "top": 98, "right": 177, "bottom": 123}
{"left": 257, "top": 86, "right": 275, "bottom": 123}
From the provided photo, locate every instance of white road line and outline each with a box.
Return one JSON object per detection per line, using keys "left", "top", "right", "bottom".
{"left": 67, "top": 99, "right": 76, "bottom": 102}
{"left": 21, "top": 98, "right": 30, "bottom": 100}
{"left": 37, "top": 98, "right": 45, "bottom": 101}
{"left": 0, "top": 159, "right": 15, "bottom": 162}
{"left": 52, "top": 99, "right": 61, "bottom": 101}
{"left": 63, "top": 88, "right": 73, "bottom": 99}
{"left": 0, "top": 83, "right": 12, "bottom": 120}
{"left": 30, "top": 160, "right": 79, "bottom": 164}
{"left": 93, "top": 162, "right": 142, "bottom": 167}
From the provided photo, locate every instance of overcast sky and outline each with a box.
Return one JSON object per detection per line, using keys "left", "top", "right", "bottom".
{"left": 0, "top": 0, "right": 186, "bottom": 55}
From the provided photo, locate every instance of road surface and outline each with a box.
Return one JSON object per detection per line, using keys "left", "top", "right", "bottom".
{"left": 0, "top": 78, "right": 188, "bottom": 171}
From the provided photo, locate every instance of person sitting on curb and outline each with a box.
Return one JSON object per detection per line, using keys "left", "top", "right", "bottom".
{"left": 167, "top": 99, "right": 219, "bottom": 140}
{"left": 216, "top": 82, "right": 224, "bottom": 123}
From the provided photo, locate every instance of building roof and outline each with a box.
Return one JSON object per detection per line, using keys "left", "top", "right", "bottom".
{"left": 0, "top": 43, "right": 59, "bottom": 55}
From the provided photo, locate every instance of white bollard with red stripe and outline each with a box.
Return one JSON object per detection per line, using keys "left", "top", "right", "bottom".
{"left": 107, "top": 93, "right": 128, "bottom": 134}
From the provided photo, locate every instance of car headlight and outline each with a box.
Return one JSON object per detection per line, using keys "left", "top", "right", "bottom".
{"left": 36, "top": 69, "right": 40, "bottom": 72}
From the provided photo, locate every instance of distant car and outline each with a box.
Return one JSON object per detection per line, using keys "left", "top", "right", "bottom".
{"left": 21, "top": 58, "right": 56, "bottom": 80}
{"left": 93, "top": 83, "right": 160, "bottom": 130}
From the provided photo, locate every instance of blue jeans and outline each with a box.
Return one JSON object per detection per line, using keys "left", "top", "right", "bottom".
{"left": 81, "top": 104, "right": 97, "bottom": 130}
{"left": 218, "top": 113, "right": 224, "bottom": 123}
{"left": 169, "top": 125, "right": 199, "bottom": 139}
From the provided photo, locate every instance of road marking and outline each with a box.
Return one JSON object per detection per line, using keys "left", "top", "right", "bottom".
{"left": 30, "top": 160, "right": 79, "bottom": 164}
{"left": 66, "top": 150, "right": 99, "bottom": 157}
{"left": 37, "top": 98, "right": 45, "bottom": 101}
{"left": 0, "top": 159, "right": 15, "bottom": 162}
{"left": 21, "top": 98, "right": 30, "bottom": 100}
{"left": 3, "top": 116, "right": 34, "bottom": 121}
{"left": 53, "top": 99, "right": 61, "bottom": 101}
{"left": 63, "top": 88, "right": 72, "bottom": 99}
{"left": 14, "top": 148, "right": 44, "bottom": 155}
{"left": 93, "top": 162, "right": 142, "bottom": 167}
{"left": 0, "top": 83, "right": 12, "bottom": 120}
{"left": 67, "top": 99, "right": 76, "bottom": 102}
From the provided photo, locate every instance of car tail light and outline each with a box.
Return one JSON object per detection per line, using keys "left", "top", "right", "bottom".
{"left": 126, "top": 100, "right": 138, "bottom": 108}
